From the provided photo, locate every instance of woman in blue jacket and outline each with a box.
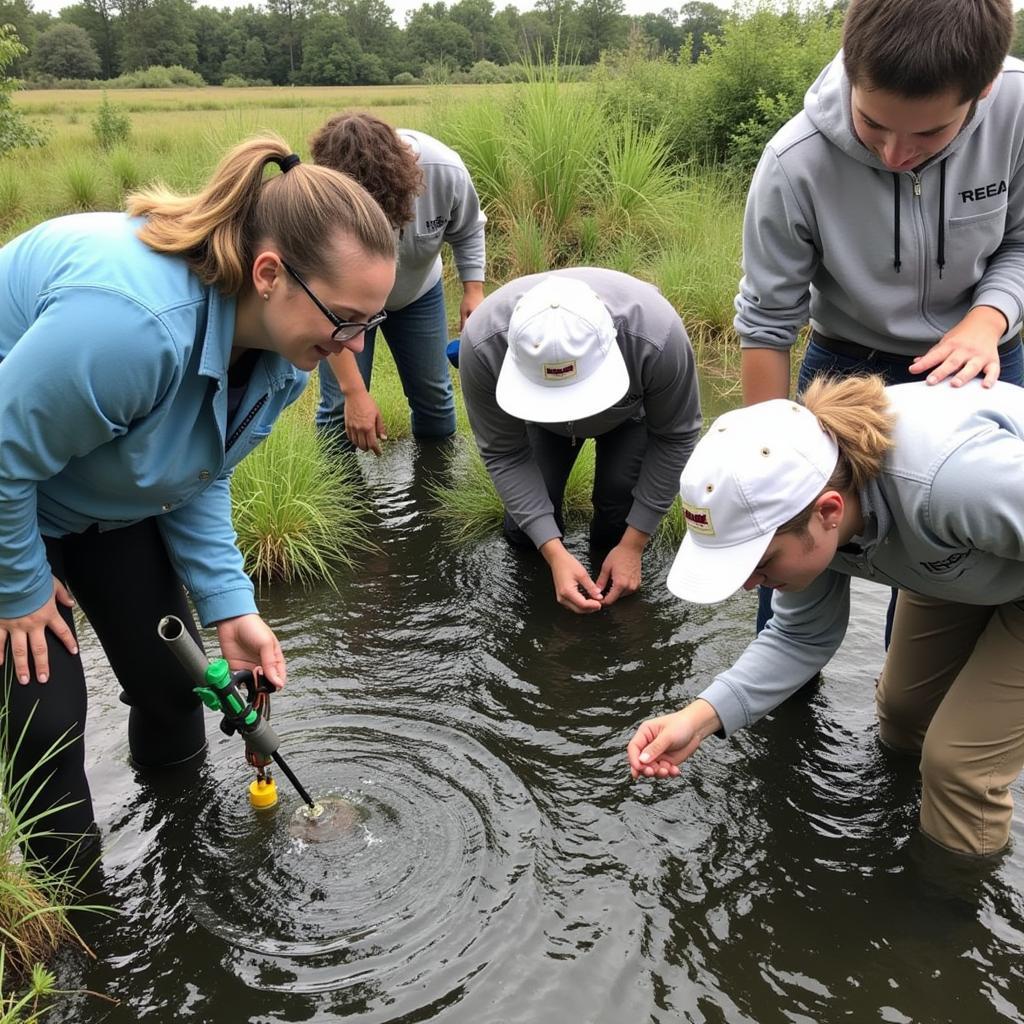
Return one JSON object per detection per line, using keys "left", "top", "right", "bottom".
{"left": 0, "top": 133, "right": 396, "bottom": 875}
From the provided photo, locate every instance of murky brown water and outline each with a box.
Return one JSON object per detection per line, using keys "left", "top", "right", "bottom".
{"left": 55, "top": 437, "right": 1023, "bottom": 1024}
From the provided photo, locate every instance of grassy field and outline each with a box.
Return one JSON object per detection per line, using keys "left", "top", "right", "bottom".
{"left": 4, "top": 80, "right": 756, "bottom": 564}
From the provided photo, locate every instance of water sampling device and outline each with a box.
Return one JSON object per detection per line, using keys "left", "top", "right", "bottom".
{"left": 157, "top": 615, "right": 322, "bottom": 817}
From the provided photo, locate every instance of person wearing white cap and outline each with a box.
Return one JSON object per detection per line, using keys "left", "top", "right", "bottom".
{"left": 459, "top": 268, "right": 702, "bottom": 613}
{"left": 627, "top": 374, "right": 1024, "bottom": 857}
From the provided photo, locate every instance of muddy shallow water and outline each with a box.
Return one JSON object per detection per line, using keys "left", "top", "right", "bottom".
{"left": 58, "top": 439, "right": 1023, "bottom": 1024}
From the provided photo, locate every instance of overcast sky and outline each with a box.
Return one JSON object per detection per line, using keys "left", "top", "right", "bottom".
{"left": 27, "top": 0, "right": 1024, "bottom": 28}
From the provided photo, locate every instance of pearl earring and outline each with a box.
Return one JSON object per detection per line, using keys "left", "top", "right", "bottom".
{"left": 263, "top": 292, "right": 270, "bottom": 300}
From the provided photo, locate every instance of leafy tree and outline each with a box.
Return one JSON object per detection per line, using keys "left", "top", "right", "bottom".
{"left": 59, "top": 1, "right": 118, "bottom": 77}
{"left": 299, "top": 12, "right": 361, "bottom": 83}
{"left": 264, "top": 0, "right": 305, "bottom": 81}
{"left": 0, "top": 24, "right": 46, "bottom": 152}
{"left": 33, "top": 21, "right": 101, "bottom": 78}
{"left": 0, "top": 0, "right": 36, "bottom": 73}
{"left": 449, "top": 0, "right": 493, "bottom": 60}
{"left": 574, "top": 0, "right": 625, "bottom": 62}
{"left": 114, "top": 0, "right": 198, "bottom": 72}
{"left": 406, "top": 5, "right": 473, "bottom": 70}
{"left": 679, "top": 0, "right": 723, "bottom": 62}
{"left": 636, "top": 8, "right": 682, "bottom": 57}
{"left": 192, "top": 5, "right": 231, "bottom": 83}
{"left": 1013, "top": 9, "right": 1024, "bottom": 61}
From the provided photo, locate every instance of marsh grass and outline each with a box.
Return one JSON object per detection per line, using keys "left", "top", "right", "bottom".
{"left": 230, "top": 390, "right": 375, "bottom": 585}
{"left": 0, "top": 171, "right": 22, "bottom": 226}
{"left": 107, "top": 146, "right": 144, "bottom": 198}
{"left": 430, "top": 435, "right": 597, "bottom": 541}
{"left": 0, "top": 691, "right": 103, "bottom": 1021}
{"left": 59, "top": 158, "right": 105, "bottom": 212}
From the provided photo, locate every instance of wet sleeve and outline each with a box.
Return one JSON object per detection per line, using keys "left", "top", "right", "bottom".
{"left": 733, "top": 147, "right": 820, "bottom": 351}
{"left": 698, "top": 570, "right": 851, "bottom": 736}
{"left": 0, "top": 290, "right": 178, "bottom": 618}
{"left": 441, "top": 163, "right": 487, "bottom": 284}
{"left": 459, "top": 328, "right": 561, "bottom": 548}
{"left": 627, "top": 321, "right": 702, "bottom": 536}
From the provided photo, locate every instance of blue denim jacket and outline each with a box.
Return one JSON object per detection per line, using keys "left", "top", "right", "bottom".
{"left": 0, "top": 213, "right": 308, "bottom": 623}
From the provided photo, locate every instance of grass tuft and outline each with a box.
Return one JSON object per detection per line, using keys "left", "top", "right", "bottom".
{"left": 230, "top": 394, "right": 376, "bottom": 585}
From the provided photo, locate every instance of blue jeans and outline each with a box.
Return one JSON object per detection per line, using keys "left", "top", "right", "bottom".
{"left": 755, "top": 337, "right": 1024, "bottom": 638}
{"left": 316, "top": 278, "right": 456, "bottom": 440}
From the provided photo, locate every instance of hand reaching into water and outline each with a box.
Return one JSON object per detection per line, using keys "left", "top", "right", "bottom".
{"left": 216, "top": 614, "right": 287, "bottom": 690}
{"left": 627, "top": 700, "right": 722, "bottom": 780}
{"left": 540, "top": 540, "right": 603, "bottom": 614}
{"left": 595, "top": 528, "right": 648, "bottom": 607}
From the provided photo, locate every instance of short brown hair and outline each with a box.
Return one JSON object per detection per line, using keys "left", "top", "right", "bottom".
{"left": 843, "top": 0, "right": 1014, "bottom": 102}
{"left": 310, "top": 112, "right": 425, "bottom": 230}
{"left": 127, "top": 133, "right": 395, "bottom": 296}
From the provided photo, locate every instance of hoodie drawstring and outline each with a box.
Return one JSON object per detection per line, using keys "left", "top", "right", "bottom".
{"left": 892, "top": 174, "right": 901, "bottom": 273}
{"left": 891, "top": 158, "right": 948, "bottom": 277}
{"left": 937, "top": 158, "right": 947, "bottom": 278}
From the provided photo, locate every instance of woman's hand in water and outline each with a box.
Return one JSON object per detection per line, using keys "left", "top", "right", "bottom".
{"left": 0, "top": 577, "right": 78, "bottom": 685}
{"left": 216, "top": 614, "right": 287, "bottom": 689}
{"left": 627, "top": 700, "right": 722, "bottom": 779}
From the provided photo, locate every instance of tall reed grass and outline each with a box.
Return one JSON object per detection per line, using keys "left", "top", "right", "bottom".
{"left": 230, "top": 390, "right": 375, "bottom": 585}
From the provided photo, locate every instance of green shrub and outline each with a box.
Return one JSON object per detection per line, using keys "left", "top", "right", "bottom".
{"left": 0, "top": 27, "right": 48, "bottom": 155}
{"left": 110, "top": 65, "right": 206, "bottom": 89}
{"left": 91, "top": 93, "right": 131, "bottom": 151}
{"left": 596, "top": 1, "right": 841, "bottom": 166}
{"left": 392, "top": 71, "right": 418, "bottom": 85}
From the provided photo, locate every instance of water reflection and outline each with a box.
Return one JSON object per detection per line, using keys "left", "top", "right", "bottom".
{"left": 59, "top": 438, "right": 1023, "bottom": 1023}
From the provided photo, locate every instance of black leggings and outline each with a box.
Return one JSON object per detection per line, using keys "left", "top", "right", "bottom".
{"left": 4, "top": 519, "right": 206, "bottom": 873}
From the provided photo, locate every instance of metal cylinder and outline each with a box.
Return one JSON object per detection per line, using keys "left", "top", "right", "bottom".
{"left": 157, "top": 615, "right": 210, "bottom": 687}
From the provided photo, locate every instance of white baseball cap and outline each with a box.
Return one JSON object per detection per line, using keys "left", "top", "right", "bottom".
{"left": 666, "top": 400, "right": 840, "bottom": 604}
{"left": 495, "top": 276, "right": 629, "bottom": 422}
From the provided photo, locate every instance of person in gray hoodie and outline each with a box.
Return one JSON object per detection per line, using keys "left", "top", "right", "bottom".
{"left": 460, "top": 269, "right": 702, "bottom": 614}
{"left": 628, "top": 375, "right": 1024, "bottom": 857}
{"left": 310, "top": 113, "right": 486, "bottom": 452}
{"left": 737, "top": 0, "right": 1024, "bottom": 635}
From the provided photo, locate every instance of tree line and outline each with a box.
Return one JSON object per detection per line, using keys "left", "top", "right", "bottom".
{"left": 0, "top": 0, "right": 735, "bottom": 86}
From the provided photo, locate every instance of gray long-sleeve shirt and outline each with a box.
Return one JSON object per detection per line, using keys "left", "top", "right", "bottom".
{"left": 700, "top": 381, "right": 1024, "bottom": 737}
{"left": 459, "top": 268, "right": 702, "bottom": 548}
{"left": 389, "top": 129, "right": 486, "bottom": 311}
{"left": 734, "top": 54, "right": 1024, "bottom": 356}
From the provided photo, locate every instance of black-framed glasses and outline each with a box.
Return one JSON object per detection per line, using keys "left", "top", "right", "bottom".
{"left": 281, "top": 260, "right": 387, "bottom": 343}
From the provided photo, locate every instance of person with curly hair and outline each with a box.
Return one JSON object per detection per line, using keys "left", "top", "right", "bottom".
{"left": 310, "top": 112, "right": 487, "bottom": 453}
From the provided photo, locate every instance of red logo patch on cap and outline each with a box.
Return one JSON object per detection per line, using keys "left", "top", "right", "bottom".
{"left": 682, "top": 502, "right": 714, "bottom": 535}
{"left": 543, "top": 361, "right": 577, "bottom": 380}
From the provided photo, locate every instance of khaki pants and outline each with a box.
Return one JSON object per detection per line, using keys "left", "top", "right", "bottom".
{"left": 876, "top": 592, "right": 1024, "bottom": 856}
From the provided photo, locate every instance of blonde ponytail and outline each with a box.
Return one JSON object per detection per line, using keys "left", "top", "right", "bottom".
{"left": 778, "top": 374, "right": 896, "bottom": 535}
{"left": 127, "top": 133, "right": 395, "bottom": 296}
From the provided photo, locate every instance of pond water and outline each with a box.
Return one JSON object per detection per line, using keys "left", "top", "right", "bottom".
{"left": 57, "top": 438, "right": 1023, "bottom": 1024}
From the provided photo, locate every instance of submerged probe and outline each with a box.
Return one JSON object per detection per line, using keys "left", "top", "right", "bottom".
{"left": 157, "top": 615, "right": 318, "bottom": 812}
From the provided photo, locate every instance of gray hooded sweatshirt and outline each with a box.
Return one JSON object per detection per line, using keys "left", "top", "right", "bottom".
{"left": 699, "top": 380, "right": 1024, "bottom": 737}
{"left": 459, "top": 268, "right": 702, "bottom": 549}
{"left": 389, "top": 129, "right": 486, "bottom": 311}
{"left": 735, "top": 54, "right": 1024, "bottom": 357}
